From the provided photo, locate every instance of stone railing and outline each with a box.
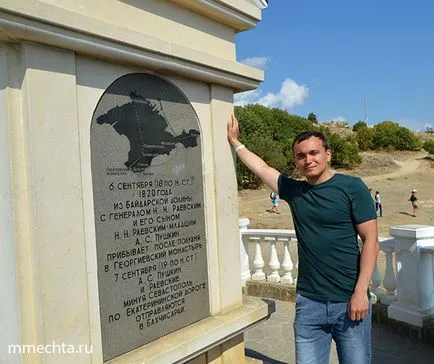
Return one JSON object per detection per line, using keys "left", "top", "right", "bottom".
{"left": 240, "top": 219, "right": 434, "bottom": 327}
{"left": 239, "top": 218, "right": 298, "bottom": 285}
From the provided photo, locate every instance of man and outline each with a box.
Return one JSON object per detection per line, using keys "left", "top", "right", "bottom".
{"left": 227, "top": 114, "right": 379, "bottom": 364}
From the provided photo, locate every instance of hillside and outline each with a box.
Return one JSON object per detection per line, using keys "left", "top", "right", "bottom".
{"left": 322, "top": 120, "right": 434, "bottom": 143}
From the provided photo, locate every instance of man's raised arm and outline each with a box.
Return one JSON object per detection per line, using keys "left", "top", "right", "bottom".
{"left": 227, "top": 114, "right": 280, "bottom": 193}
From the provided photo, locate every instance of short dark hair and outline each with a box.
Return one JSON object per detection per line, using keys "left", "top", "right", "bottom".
{"left": 292, "top": 131, "right": 330, "bottom": 153}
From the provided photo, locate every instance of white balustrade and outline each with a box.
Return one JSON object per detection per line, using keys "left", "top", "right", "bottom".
{"left": 239, "top": 218, "right": 251, "bottom": 286}
{"left": 370, "top": 264, "right": 383, "bottom": 298}
{"left": 251, "top": 236, "right": 265, "bottom": 281}
{"left": 239, "top": 219, "right": 398, "bottom": 299}
{"left": 388, "top": 225, "right": 434, "bottom": 327}
{"left": 266, "top": 237, "right": 280, "bottom": 282}
{"left": 420, "top": 246, "right": 434, "bottom": 316}
{"left": 239, "top": 220, "right": 434, "bottom": 326}
{"left": 238, "top": 222, "right": 298, "bottom": 284}
{"left": 379, "top": 239, "right": 397, "bottom": 304}
{"left": 280, "top": 237, "right": 294, "bottom": 285}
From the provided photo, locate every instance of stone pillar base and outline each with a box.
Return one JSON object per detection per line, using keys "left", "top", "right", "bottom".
{"left": 388, "top": 303, "right": 434, "bottom": 327}
{"left": 108, "top": 296, "right": 274, "bottom": 364}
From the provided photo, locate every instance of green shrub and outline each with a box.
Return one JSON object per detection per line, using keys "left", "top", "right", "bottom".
{"left": 236, "top": 135, "right": 288, "bottom": 189}
{"left": 352, "top": 121, "right": 368, "bottom": 132}
{"left": 307, "top": 112, "right": 318, "bottom": 124}
{"left": 345, "top": 133, "right": 358, "bottom": 144}
{"left": 423, "top": 140, "right": 434, "bottom": 155}
{"left": 234, "top": 105, "right": 271, "bottom": 139}
{"left": 327, "top": 133, "right": 362, "bottom": 168}
{"left": 373, "top": 121, "right": 421, "bottom": 150}
{"left": 356, "top": 127, "right": 375, "bottom": 150}
{"left": 394, "top": 127, "right": 422, "bottom": 150}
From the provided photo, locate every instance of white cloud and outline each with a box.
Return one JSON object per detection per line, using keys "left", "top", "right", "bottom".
{"left": 234, "top": 78, "right": 308, "bottom": 110}
{"left": 233, "top": 89, "right": 262, "bottom": 106}
{"left": 424, "top": 123, "right": 432, "bottom": 129}
{"left": 239, "top": 56, "right": 269, "bottom": 70}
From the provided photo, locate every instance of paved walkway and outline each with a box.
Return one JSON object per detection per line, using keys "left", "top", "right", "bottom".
{"left": 245, "top": 299, "right": 434, "bottom": 364}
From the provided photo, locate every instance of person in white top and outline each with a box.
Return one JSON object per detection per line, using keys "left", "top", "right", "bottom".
{"left": 374, "top": 191, "right": 382, "bottom": 217}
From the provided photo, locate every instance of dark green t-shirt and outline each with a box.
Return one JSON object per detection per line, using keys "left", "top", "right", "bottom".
{"left": 278, "top": 173, "right": 376, "bottom": 302}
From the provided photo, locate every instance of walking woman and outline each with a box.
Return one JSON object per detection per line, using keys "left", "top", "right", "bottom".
{"left": 408, "top": 189, "right": 419, "bottom": 217}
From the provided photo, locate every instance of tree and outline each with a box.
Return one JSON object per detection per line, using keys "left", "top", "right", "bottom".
{"left": 425, "top": 126, "right": 434, "bottom": 134}
{"left": 307, "top": 112, "right": 318, "bottom": 124}
{"left": 352, "top": 121, "right": 368, "bottom": 132}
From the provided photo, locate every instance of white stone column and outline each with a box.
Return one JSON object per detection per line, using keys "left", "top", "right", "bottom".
{"left": 0, "top": 1, "right": 270, "bottom": 363}
{"left": 420, "top": 247, "right": 434, "bottom": 316}
{"left": 251, "top": 237, "right": 266, "bottom": 281}
{"left": 388, "top": 225, "right": 434, "bottom": 327}
{"left": 0, "top": 48, "right": 20, "bottom": 364}
{"left": 266, "top": 237, "right": 280, "bottom": 282}
{"left": 380, "top": 244, "right": 397, "bottom": 305}
{"left": 280, "top": 238, "right": 294, "bottom": 285}
{"left": 239, "top": 218, "right": 251, "bottom": 286}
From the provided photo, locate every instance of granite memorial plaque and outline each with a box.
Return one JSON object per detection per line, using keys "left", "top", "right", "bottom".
{"left": 90, "top": 73, "right": 209, "bottom": 360}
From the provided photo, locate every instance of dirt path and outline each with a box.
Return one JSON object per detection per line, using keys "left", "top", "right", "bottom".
{"left": 363, "top": 152, "right": 425, "bottom": 183}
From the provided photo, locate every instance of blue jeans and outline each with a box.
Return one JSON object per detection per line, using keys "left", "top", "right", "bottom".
{"left": 375, "top": 202, "right": 383, "bottom": 217}
{"left": 294, "top": 294, "right": 372, "bottom": 364}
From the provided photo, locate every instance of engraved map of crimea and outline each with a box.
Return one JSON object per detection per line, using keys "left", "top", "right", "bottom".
{"left": 97, "top": 91, "right": 200, "bottom": 173}
{"left": 91, "top": 73, "right": 209, "bottom": 360}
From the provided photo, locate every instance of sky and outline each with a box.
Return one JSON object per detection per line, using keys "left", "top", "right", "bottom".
{"left": 235, "top": 0, "right": 434, "bottom": 131}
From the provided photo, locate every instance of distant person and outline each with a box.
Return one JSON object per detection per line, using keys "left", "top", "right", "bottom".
{"left": 270, "top": 191, "right": 280, "bottom": 214}
{"left": 227, "top": 113, "right": 378, "bottom": 364}
{"left": 408, "top": 190, "right": 419, "bottom": 216}
{"left": 374, "top": 191, "right": 383, "bottom": 217}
